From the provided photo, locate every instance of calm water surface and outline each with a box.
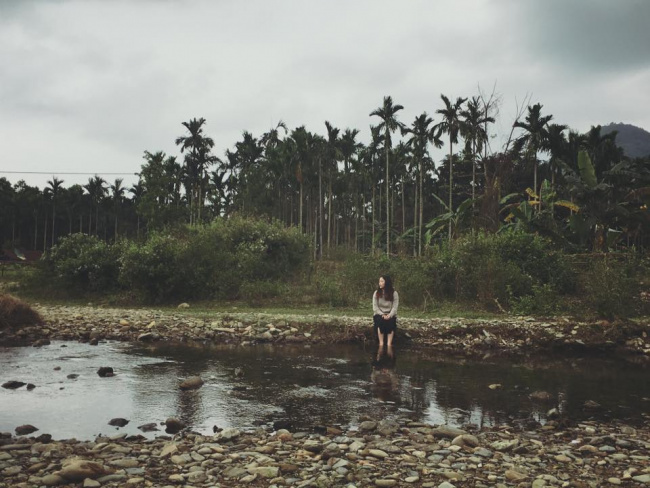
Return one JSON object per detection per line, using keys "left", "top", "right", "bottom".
{"left": 1, "top": 340, "right": 648, "bottom": 439}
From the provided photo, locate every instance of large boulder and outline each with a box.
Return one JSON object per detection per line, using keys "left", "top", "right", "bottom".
{"left": 54, "top": 458, "right": 113, "bottom": 482}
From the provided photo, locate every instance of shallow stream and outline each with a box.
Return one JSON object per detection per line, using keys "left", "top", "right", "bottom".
{"left": 1, "top": 341, "right": 647, "bottom": 439}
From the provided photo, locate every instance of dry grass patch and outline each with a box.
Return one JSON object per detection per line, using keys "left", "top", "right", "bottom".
{"left": 0, "top": 294, "right": 43, "bottom": 329}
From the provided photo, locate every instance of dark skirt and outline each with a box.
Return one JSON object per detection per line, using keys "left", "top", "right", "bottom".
{"left": 373, "top": 314, "right": 397, "bottom": 335}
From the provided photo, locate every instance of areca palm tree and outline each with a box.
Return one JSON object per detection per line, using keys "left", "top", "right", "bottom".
{"left": 461, "top": 96, "right": 494, "bottom": 204}
{"left": 129, "top": 181, "right": 145, "bottom": 239}
{"left": 435, "top": 94, "right": 468, "bottom": 241}
{"left": 110, "top": 178, "right": 125, "bottom": 240}
{"left": 542, "top": 123, "right": 568, "bottom": 189}
{"left": 340, "top": 128, "right": 361, "bottom": 248}
{"left": 403, "top": 113, "right": 442, "bottom": 255}
{"left": 513, "top": 103, "right": 553, "bottom": 208}
{"left": 324, "top": 121, "right": 342, "bottom": 253}
{"left": 175, "top": 117, "right": 215, "bottom": 225}
{"left": 84, "top": 176, "right": 107, "bottom": 236}
{"left": 371, "top": 96, "right": 404, "bottom": 256}
{"left": 45, "top": 177, "right": 64, "bottom": 247}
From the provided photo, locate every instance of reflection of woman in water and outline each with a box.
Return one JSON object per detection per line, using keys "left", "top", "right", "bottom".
{"left": 371, "top": 345, "right": 399, "bottom": 403}
{"left": 372, "top": 275, "right": 399, "bottom": 346}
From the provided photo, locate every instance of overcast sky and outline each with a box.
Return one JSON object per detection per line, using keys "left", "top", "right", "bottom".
{"left": 1, "top": 0, "right": 649, "bottom": 190}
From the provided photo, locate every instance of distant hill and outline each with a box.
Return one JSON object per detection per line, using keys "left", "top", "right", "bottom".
{"left": 601, "top": 123, "right": 650, "bottom": 159}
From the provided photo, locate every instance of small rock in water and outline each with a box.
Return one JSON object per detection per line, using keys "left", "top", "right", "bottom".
{"left": 2, "top": 381, "right": 26, "bottom": 389}
{"left": 108, "top": 418, "right": 130, "bottom": 427}
{"left": 67, "top": 374, "right": 79, "bottom": 379}
{"left": 529, "top": 391, "right": 553, "bottom": 402}
{"left": 165, "top": 417, "right": 185, "bottom": 434}
{"left": 583, "top": 399, "right": 601, "bottom": 409}
{"left": 179, "top": 376, "right": 204, "bottom": 390}
{"left": 137, "top": 423, "right": 159, "bottom": 432}
{"left": 26, "top": 383, "right": 36, "bottom": 390}
{"left": 97, "top": 367, "right": 114, "bottom": 377}
{"left": 15, "top": 424, "right": 38, "bottom": 435}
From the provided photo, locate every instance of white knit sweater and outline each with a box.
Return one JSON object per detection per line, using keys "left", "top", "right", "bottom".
{"left": 372, "top": 290, "right": 399, "bottom": 318}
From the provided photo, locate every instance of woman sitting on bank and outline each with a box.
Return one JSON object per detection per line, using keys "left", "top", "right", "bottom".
{"left": 372, "top": 275, "right": 399, "bottom": 347}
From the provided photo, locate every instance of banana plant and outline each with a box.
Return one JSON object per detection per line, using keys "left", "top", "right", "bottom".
{"left": 498, "top": 180, "right": 579, "bottom": 247}
{"left": 424, "top": 194, "right": 475, "bottom": 244}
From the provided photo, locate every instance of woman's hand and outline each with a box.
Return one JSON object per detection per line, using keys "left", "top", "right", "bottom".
{"left": 382, "top": 314, "right": 389, "bottom": 320}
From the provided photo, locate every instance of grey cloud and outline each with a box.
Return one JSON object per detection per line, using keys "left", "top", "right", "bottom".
{"left": 520, "top": 0, "right": 650, "bottom": 73}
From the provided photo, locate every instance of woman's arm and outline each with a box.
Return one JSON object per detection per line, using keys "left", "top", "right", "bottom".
{"left": 372, "top": 291, "right": 380, "bottom": 315}
{"left": 388, "top": 291, "right": 399, "bottom": 318}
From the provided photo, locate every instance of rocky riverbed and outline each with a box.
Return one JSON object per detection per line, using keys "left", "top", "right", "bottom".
{"left": 1, "top": 415, "right": 649, "bottom": 487}
{"left": 1, "top": 305, "right": 649, "bottom": 486}
{"left": 0, "top": 304, "right": 649, "bottom": 361}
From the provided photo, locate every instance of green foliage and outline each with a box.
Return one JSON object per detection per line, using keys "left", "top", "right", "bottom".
{"left": 328, "top": 231, "right": 576, "bottom": 311}
{"left": 239, "top": 280, "right": 287, "bottom": 305}
{"left": 580, "top": 257, "right": 639, "bottom": 319}
{"left": 314, "top": 272, "right": 354, "bottom": 307}
{"left": 38, "top": 217, "right": 311, "bottom": 303}
{"left": 42, "top": 234, "right": 123, "bottom": 292}
{"left": 509, "top": 284, "right": 560, "bottom": 316}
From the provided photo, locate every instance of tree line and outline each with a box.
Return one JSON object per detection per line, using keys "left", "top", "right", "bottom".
{"left": 1, "top": 93, "right": 649, "bottom": 256}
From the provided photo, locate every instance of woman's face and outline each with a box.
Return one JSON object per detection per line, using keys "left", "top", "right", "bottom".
{"left": 379, "top": 277, "right": 385, "bottom": 289}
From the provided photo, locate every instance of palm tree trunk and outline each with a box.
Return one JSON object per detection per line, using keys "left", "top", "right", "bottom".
{"left": 385, "top": 145, "right": 390, "bottom": 256}
{"left": 472, "top": 140, "right": 476, "bottom": 205}
{"left": 43, "top": 217, "right": 47, "bottom": 251}
{"left": 327, "top": 174, "right": 332, "bottom": 250}
{"left": 413, "top": 180, "right": 418, "bottom": 256}
{"left": 419, "top": 158, "right": 424, "bottom": 256}
{"left": 401, "top": 176, "right": 405, "bottom": 237}
{"left": 51, "top": 205, "right": 56, "bottom": 247}
{"left": 448, "top": 141, "right": 453, "bottom": 242}
{"left": 33, "top": 213, "right": 38, "bottom": 250}
{"left": 371, "top": 185, "right": 375, "bottom": 254}
{"left": 318, "top": 157, "right": 323, "bottom": 260}
{"left": 299, "top": 183, "right": 303, "bottom": 233}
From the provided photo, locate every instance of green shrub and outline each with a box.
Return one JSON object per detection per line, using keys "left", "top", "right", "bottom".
{"left": 42, "top": 234, "right": 123, "bottom": 291}
{"left": 118, "top": 234, "right": 198, "bottom": 302}
{"left": 239, "top": 280, "right": 287, "bottom": 304}
{"left": 509, "top": 284, "right": 560, "bottom": 316}
{"left": 314, "top": 271, "right": 355, "bottom": 307}
{"left": 580, "top": 257, "right": 639, "bottom": 318}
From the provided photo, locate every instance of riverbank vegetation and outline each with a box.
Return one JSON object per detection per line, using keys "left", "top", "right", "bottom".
{"left": 1, "top": 92, "right": 648, "bottom": 318}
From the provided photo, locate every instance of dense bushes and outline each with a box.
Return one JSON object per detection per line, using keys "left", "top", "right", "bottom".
{"left": 42, "top": 234, "right": 123, "bottom": 292}
{"left": 317, "top": 231, "right": 575, "bottom": 311}
{"left": 40, "top": 217, "right": 310, "bottom": 303}
{"left": 34, "top": 221, "right": 648, "bottom": 318}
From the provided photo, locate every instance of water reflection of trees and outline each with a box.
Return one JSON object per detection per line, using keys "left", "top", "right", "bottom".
{"left": 125, "top": 342, "right": 649, "bottom": 431}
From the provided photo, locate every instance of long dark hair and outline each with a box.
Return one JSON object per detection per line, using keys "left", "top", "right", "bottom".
{"left": 376, "top": 275, "right": 394, "bottom": 301}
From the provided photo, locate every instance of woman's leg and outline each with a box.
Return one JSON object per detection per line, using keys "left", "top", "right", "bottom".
{"left": 377, "top": 327, "right": 384, "bottom": 346}
{"left": 386, "top": 331, "right": 394, "bottom": 346}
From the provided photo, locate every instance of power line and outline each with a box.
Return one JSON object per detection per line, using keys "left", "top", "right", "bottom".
{"left": 0, "top": 171, "right": 138, "bottom": 175}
